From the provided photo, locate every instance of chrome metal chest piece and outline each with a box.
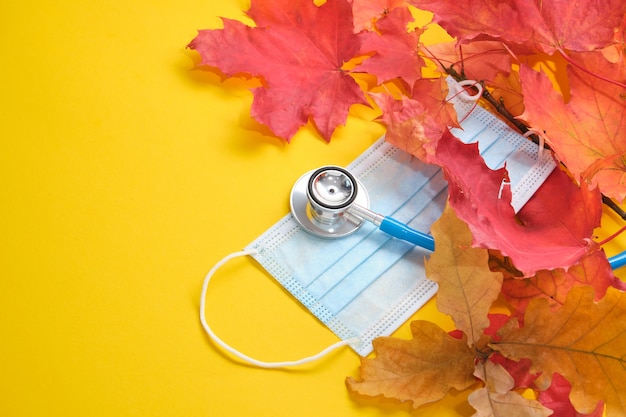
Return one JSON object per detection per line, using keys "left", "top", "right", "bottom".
{"left": 290, "top": 166, "right": 369, "bottom": 238}
{"left": 290, "top": 165, "right": 435, "bottom": 251}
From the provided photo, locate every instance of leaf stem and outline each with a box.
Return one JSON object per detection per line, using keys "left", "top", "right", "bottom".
{"left": 597, "top": 224, "right": 626, "bottom": 246}
{"left": 558, "top": 48, "right": 626, "bottom": 90}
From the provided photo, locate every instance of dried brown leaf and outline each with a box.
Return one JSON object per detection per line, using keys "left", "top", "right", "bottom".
{"left": 492, "top": 286, "right": 626, "bottom": 416}
{"left": 469, "top": 361, "right": 552, "bottom": 417}
{"left": 469, "top": 387, "right": 553, "bottom": 417}
{"left": 347, "top": 320, "right": 476, "bottom": 408}
{"left": 426, "top": 203, "right": 503, "bottom": 345}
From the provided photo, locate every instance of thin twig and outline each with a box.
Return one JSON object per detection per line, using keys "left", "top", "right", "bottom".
{"left": 603, "top": 195, "right": 626, "bottom": 221}
{"left": 444, "top": 67, "right": 549, "bottom": 149}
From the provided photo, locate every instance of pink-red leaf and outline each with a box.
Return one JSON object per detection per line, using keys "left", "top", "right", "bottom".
{"left": 409, "top": 0, "right": 626, "bottom": 54}
{"left": 356, "top": 7, "right": 424, "bottom": 87}
{"left": 352, "top": 0, "right": 407, "bottom": 32}
{"left": 425, "top": 40, "right": 512, "bottom": 82}
{"left": 188, "top": 0, "right": 367, "bottom": 141}
{"left": 372, "top": 78, "right": 456, "bottom": 161}
{"left": 601, "top": 14, "right": 626, "bottom": 64}
{"left": 502, "top": 250, "right": 621, "bottom": 322}
{"left": 435, "top": 130, "right": 602, "bottom": 276}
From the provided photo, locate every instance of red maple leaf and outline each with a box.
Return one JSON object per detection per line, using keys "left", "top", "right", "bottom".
{"left": 435, "top": 130, "right": 602, "bottom": 276}
{"left": 187, "top": 0, "right": 367, "bottom": 141}
{"left": 371, "top": 78, "right": 457, "bottom": 161}
{"left": 601, "top": 14, "right": 626, "bottom": 64}
{"left": 409, "top": 0, "right": 626, "bottom": 54}
{"left": 538, "top": 373, "right": 604, "bottom": 417}
{"left": 355, "top": 7, "right": 424, "bottom": 87}
{"left": 519, "top": 57, "right": 626, "bottom": 202}
{"left": 352, "top": 0, "right": 407, "bottom": 32}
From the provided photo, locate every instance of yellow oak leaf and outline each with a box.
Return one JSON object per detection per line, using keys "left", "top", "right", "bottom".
{"left": 426, "top": 203, "right": 503, "bottom": 345}
{"left": 492, "top": 286, "right": 626, "bottom": 417}
{"left": 469, "top": 361, "right": 552, "bottom": 417}
{"left": 346, "top": 320, "right": 476, "bottom": 408}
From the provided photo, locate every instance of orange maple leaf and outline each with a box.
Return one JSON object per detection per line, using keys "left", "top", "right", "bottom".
{"left": 519, "top": 56, "right": 626, "bottom": 201}
{"left": 425, "top": 40, "right": 513, "bottom": 82}
{"left": 372, "top": 78, "right": 457, "bottom": 162}
{"left": 501, "top": 250, "right": 621, "bottom": 323}
{"left": 346, "top": 320, "right": 476, "bottom": 408}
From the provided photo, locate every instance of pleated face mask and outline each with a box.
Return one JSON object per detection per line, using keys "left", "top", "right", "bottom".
{"left": 246, "top": 139, "right": 445, "bottom": 357}
{"left": 200, "top": 78, "right": 555, "bottom": 367}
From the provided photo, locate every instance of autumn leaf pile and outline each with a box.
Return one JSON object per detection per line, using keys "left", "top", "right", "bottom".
{"left": 188, "top": 0, "right": 626, "bottom": 415}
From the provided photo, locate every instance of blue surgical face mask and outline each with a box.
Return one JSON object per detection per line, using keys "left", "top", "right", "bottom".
{"left": 445, "top": 77, "right": 556, "bottom": 211}
{"left": 199, "top": 77, "right": 555, "bottom": 367}
{"left": 246, "top": 139, "right": 445, "bottom": 357}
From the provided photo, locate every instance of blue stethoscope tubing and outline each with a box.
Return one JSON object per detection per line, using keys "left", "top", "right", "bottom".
{"left": 378, "top": 217, "right": 435, "bottom": 251}
{"left": 609, "top": 251, "right": 626, "bottom": 270}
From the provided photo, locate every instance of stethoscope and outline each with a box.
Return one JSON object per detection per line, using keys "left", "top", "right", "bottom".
{"left": 290, "top": 165, "right": 626, "bottom": 269}
{"left": 290, "top": 165, "right": 435, "bottom": 251}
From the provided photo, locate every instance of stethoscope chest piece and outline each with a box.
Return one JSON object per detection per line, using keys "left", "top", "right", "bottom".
{"left": 290, "top": 166, "right": 370, "bottom": 238}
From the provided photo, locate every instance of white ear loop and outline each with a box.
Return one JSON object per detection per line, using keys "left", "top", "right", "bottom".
{"left": 523, "top": 129, "right": 547, "bottom": 165}
{"left": 498, "top": 179, "right": 511, "bottom": 199}
{"left": 449, "top": 79, "right": 483, "bottom": 122}
{"left": 200, "top": 249, "right": 360, "bottom": 368}
{"left": 454, "top": 79, "right": 484, "bottom": 101}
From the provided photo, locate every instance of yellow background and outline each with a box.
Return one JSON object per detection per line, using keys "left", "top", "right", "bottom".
{"left": 1, "top": 1, "right": 624, "bottom": 416}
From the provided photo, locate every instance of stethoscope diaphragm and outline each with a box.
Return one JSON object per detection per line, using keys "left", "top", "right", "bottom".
{"left": 290, "top": 166, "right": 370, "bottom": 239}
